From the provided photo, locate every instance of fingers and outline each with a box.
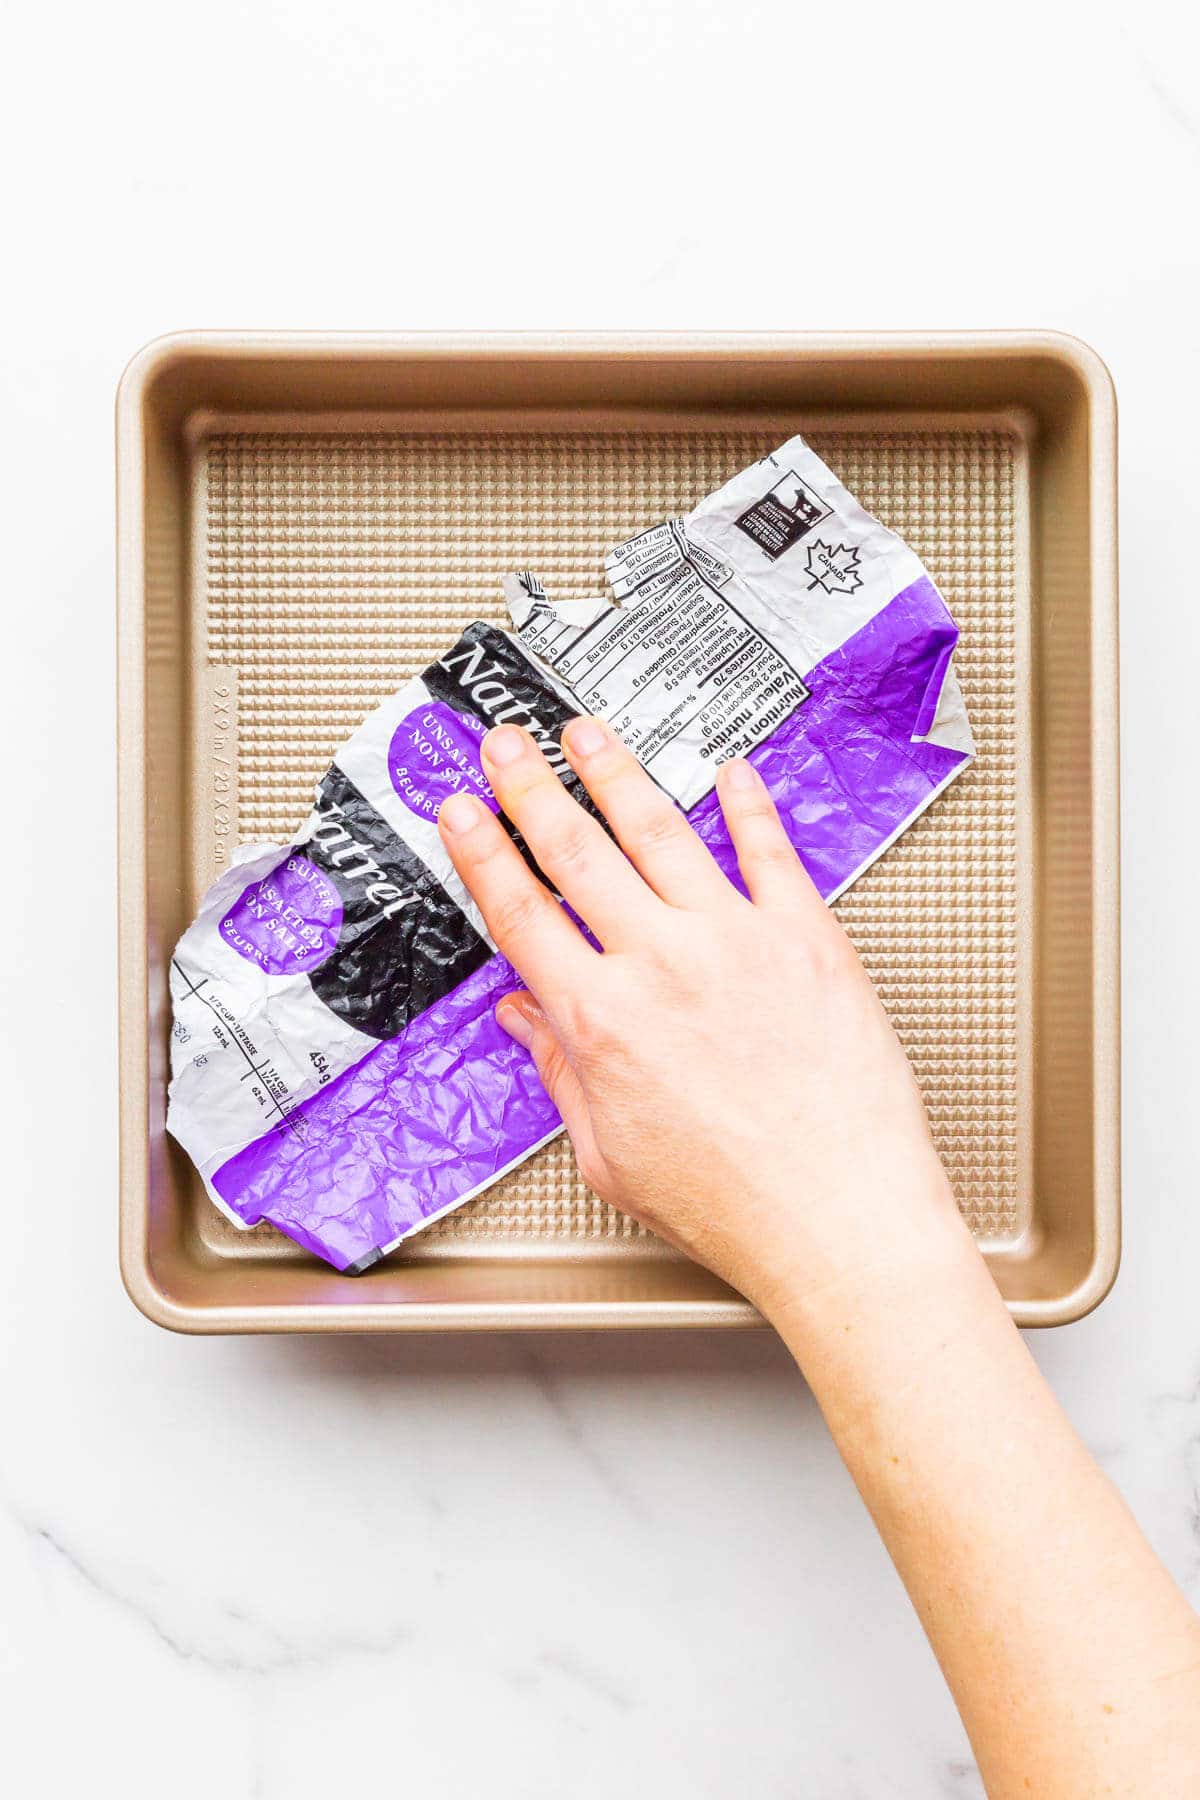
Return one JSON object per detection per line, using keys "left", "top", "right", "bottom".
{"left": 438, "top": 791, "right": 595, "bottom": 994}
{"left": 559, "top": 717, "right": 731, "bottom": 908}
{"left": 715, "top": 757, "right": 826, "bottom": 915}
{"left": 496, "top": 990, "right": 608, "bottom": 1191}
{"left": 479, "top": 724, "right": 659, "bottom": 948}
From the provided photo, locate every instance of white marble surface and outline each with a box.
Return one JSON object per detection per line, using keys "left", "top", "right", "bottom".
{"left": 2, "top": 0, "right": 1199, "bottom": 1792}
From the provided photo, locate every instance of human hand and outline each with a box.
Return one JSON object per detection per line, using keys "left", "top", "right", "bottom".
{"left": 437, "top": 719, "right": 969, "bottom": 1321}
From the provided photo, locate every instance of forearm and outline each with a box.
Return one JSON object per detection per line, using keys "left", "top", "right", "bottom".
{"left": 765, "top": 1201, "right": 1200, "bottom": 1799}
{"left": 440, "top": 724, "right": 1200, "bottom": 1794}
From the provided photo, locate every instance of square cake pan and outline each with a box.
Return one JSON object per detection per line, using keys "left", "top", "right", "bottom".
{"left": 116, "top": 332, "right": 1118, "bottom": 1333}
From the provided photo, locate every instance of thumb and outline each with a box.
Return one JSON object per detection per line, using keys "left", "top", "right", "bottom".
{"left": 495, "top": 990, "right": 608, "bottom": 1193}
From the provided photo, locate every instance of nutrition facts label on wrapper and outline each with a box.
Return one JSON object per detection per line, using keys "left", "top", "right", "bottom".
{"left": 516, "top": 527, "right": 809, "bottom": 806}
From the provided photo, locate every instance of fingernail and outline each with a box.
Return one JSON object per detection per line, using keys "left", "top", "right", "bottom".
{"left": 483, "top": 725, "right": 529, "bottom": 766}
{"left": 497, "top": 992, "right": 542, "bottom": 1047}
{"left": 563, "top": 716, "right": 608, "bottom": 758}
{"left": 720, "top": 758, "right": 759, "bottom": 791}
{"left": 439, "top": 792, "right": 486, "bottom": 833}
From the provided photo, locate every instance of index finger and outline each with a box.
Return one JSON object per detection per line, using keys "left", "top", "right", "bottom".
{"left": 437, "top": 792, "right": 595, "bottom": 1001}
{"left": 479, "top": 723, "right": 665, "bottom": 949}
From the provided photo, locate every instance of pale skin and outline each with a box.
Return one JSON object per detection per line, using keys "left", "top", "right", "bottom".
{"left": 437, "top": 716, "right": 1200, "bottom": 1800}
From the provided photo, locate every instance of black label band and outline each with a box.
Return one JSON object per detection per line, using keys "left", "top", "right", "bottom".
{"left": 305, "top": 766, "right": 492, "bottom": 1041}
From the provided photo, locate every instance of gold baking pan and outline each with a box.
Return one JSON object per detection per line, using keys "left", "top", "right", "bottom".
{"left": 116, "top": 332, "right": 1119, "bottom": 1332}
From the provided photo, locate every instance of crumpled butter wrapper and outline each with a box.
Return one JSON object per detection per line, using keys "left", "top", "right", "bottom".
{"left": 167, "top": 436, "right": 973, "bottom": 1270}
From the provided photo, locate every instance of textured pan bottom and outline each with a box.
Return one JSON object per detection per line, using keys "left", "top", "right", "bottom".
{"left": 196, "top": 424, "right": 1028, "bottom": 1257}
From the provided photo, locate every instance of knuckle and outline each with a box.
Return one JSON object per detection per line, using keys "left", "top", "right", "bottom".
{"left": 540, "top": 822, "right": 592, "bottom": 876}
{"left": 752, "top": 839, "right": 800, "bottom": 875}
{"left": 745, "top": 798, "right": 787, "bottom": 831}
{"left": 630, "top": 801, "right": 687, "bottom": 855}
{"left": 733, "top": 786, "right": 778, "bottom": 818}
{"left": 802, "top": 925, "right": 855, "bottom": 981}
{"left": 559, "top": 989, "right": 618, "bottom": 1059}
{"left": 489, "top": 883, "right": 552, "bottom": 946}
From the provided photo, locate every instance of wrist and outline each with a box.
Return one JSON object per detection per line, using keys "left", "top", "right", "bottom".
{"left": 742, "top": 1156, "right": 983, "bottom": 1350}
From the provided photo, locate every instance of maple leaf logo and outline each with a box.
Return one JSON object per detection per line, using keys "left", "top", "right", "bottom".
{"left": 804, "top": 539, "right": 863, "bottom": 596}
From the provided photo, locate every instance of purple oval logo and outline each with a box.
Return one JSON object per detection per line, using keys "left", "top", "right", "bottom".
{"left": 220, "top": 854, "right": 343, "bottom": 976}
{"left": 389, "top": 702, "right": 499, "bottom": 822}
